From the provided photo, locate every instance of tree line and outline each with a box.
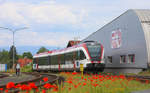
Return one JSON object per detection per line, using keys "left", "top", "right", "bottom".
{"left": 0, "top": 46, "right": 49, "bottom": 69}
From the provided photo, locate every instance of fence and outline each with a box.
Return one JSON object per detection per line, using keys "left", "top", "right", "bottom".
{"left": 0, "top": 64, "right": 7, "bottom": 72}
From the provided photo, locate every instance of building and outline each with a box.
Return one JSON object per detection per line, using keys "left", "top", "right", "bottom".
{"left": 67, "top": 40, "right": 80, "bottom": 47}
{"left": 82, "top": 9, "right": 150, "bottom": 73}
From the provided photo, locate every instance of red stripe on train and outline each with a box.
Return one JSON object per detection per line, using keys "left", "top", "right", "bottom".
{"left": 83, "top": 43, "right": 92, "bottom": 63}
{"left": 99, "top": 44, "right": 104, "bottom": 63}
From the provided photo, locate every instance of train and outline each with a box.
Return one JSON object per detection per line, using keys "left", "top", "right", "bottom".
{"left": 32, "top": 41, "right": 105, "bottom": 72}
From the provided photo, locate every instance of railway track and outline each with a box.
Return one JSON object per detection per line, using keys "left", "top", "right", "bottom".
{"left": 125, "top": 75, "right": 150, "bottom": 83}
{"left": 0, "top": 74, "right": 9, "bottom": 78}
{"left": 0, "top": 72, "right": 63, "bottom": 93}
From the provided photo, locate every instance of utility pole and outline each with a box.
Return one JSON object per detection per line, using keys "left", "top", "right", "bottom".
{"left": 0, "top": 27, "right": 28, "bottom": 70}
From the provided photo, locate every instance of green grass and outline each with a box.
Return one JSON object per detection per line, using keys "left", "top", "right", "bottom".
{"left": 20, "top": 64, "right": 33, "bottom": 72}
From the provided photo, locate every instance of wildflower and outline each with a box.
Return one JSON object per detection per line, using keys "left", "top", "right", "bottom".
{"left": 20, "top": 84, "right": 31, "bottom": 91}
{"left": 43, "top": 83, "right": 54, "bottom": 89}
{"left": 74, "top": 85, "right": 78, "bottom": 88}
{"left": 5, "top": 89, "right": 9, "bottom": 93}
{"left": 68, "top": 87, "right": 71, "bottom": 91}
{"left": 146, "top": 80, "right": 149, "bottom": 84}
{"left": 0, "top": 88, "right": 3, "bottom": 91}
{"left": 83, "top": 82, "right": 86, "bottom": 86}
{"left": 28, "top": 82, "right": 37, "bottom": 89}
{"left": 93, "top": 83, "right": 98, "bottom": 87}
{"left": 42, "top": 89, "right": 46, "bottom": 93}
{"left": 15, "top": 84, "right": 21, "bottom": 88}
{"left": 119, "top": 75, "right": 125, "bottom": 79}
{"left": 36, "top": 89, "right": 39, "bottom": 92}
{"left": 43, "top": 77, "right": 48, "bottom": 82}
{"left": 6, "top": 82, "right": 15, "bottom": 89}
{"left": 72, "top": 72, "right": 77, "bottom": 75}
{"left": 67, "top": 80, "right": 73, "bottom": 84}
{"left": 53, "top": 88, "right": 58, "bottom": 92}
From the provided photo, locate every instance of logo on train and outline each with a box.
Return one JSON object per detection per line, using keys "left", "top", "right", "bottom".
{"left": 111, "top": 29, "right": 122, "bottom": 48}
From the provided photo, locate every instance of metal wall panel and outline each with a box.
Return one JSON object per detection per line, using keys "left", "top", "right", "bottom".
{"left": 82, "top": 9, "right": 149, "bottom": 72}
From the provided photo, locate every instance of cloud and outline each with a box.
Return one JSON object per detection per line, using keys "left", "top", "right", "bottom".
{"left": 15, "top": 31, "right": 74, "bottom": 47}
{"left": 0, "top": 1, "right": 88, "bottom": 27}
{"left": 0, "top": 0, "right": 150, "bottom": 48}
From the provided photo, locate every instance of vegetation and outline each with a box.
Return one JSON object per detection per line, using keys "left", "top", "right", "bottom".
{"left": 9, "top": 45, "right": 18, "bottom": 63}
{"left": 20, "top": 63, "right": 33, "bottom": 72}
{"left": 22, "top": 52, "right": 33, "bottom": 59}
{"left": 37, "top": 46, "right": 49, "bottom": 54}
{"left": 2, "top": 72, "right": 150, "bottom": 93}
{"left": 0, "top": 45, "right": 34, "bottom": 70}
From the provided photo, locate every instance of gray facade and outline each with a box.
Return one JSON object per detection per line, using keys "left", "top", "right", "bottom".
{"left": 82, "top": 9, "right": 150, "bottom": 73}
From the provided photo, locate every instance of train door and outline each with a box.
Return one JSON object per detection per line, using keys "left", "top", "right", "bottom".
{"left": 33, "top": 58, "right": 38, "bottom": 70}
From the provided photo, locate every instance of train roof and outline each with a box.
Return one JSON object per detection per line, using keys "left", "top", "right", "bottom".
{"left": 33, "top": 43, "right": 84, "bottom": 58}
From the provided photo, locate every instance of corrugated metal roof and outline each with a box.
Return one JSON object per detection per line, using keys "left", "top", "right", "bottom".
{"left": 134, "top": 9, "right": 150, "bottom": 66}
{"left": 134, "top": 9, "right": 150, "bottom": 22}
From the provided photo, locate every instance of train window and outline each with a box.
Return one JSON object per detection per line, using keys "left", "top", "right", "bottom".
{"left": 51, "top": 55, "right": 58, "bottom": 65}
{"left": 80, "top": 50, "right": 86, "bottom": 60}
{"left": 33, "top": 58, "right": 37, "bottom": 64}
{"left": 107, "top": 56, "right": 112, "bottom": 63}
{"left": 65, "top": 52, "right": 73, "bottom": 61}
{"left": 38, "top": 57, "right": 49, "bottom": 65}
{"left": 120, "top": 55, "right": 126, "bottom": 63}
{"left": 60, "top": 54, "right": 65, "bottom": 64}
{"left": 87, "top": 44, "right": 101, "bottom": 58}
{"left": 128, "top": 54, "right": 135, "bottom": 63}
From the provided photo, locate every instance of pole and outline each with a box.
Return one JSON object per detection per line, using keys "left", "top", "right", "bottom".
{"left": 13, "top": 31, "right": 15, "bottom": 70}
{"left": 0, "top": 27, "right": 28, "bottom": 70}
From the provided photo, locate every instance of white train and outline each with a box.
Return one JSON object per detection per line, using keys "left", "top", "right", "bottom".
{"left": 33, "top": 41, "right": 105, "bottom": 72}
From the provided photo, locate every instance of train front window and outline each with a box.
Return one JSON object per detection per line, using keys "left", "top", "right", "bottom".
{"left": 87, "top": 44, "right": 101, "bottom": 60}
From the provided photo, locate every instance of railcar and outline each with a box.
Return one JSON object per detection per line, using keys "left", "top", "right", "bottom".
{"left": 32, "top": 41, "right": 105, "bottom": 72}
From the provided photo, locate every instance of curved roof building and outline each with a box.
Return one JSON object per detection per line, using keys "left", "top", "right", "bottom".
{"left": 82, "top": 9, "right": 150, "bottom": 73}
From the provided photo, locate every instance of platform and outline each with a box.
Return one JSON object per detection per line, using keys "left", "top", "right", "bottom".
{"left": 0, "top": 73, "right": 36, "bottom": 86}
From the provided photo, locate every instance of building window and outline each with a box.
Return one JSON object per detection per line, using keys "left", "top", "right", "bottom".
{"left": 107, "top": 56, "right": 112, "bottom": 63}
{"left": 120, "top": 55, "right": 126, "bottom": 63}
{"left": 128, "top": 54, "right": 135, "bottom": 63}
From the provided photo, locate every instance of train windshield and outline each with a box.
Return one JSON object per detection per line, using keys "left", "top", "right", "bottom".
{"left": 87, "top": 44, "right": 101, "bottom": 61}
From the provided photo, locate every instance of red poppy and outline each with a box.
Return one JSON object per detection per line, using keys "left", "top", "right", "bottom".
{"left": 53, "top": 88, "right": 58, "bottom": 92}
{"left": 43, "top": 77, "right": 48, "bottom": 82}
{"left": 20, "top": 84, "right": 31, "bottom": 91}
{"left": 43, "top": 83, "right": 54, "bottom": 89}
{"left": 93, "top": 83, "right": 98, "bottom": 87}
{"left": 0, "top": 88, "right": 3, "bottom": 91}
{"left": 36, "top": 89, "right": 39, "bottom": 92}
{"left": 6, "top": 82, "right": 15, "bottom": 89}
{"left": 42, "top": 89, "right": 46, "bottom": 93}
{"left": 119, "top": 75, "right": 125, "bottom": 79}
{"left": 72, "top": 72, "right": 77, "bottom": 75}
{"left": 146, "top": 80, "right": 149, "bottom": 84}
{"left": 67, "top": 80, "right": 73, "bottom": 84}
{"left": 15, "top": 84, "right": 21, "bottom": 88}
{"left": 83, "top": 82, "right": 86, "bottom": 86}
{"left": 68, "top": 87, "right": 71, "bottom": 91}
{"left": 74, "top": 85, "right": 78, "bottom": 88}
{"left": 28, "top": 82, "right": 37, "bottom": 89}
{"left": 5, "top": 89, "right": 8, "bottom": 93}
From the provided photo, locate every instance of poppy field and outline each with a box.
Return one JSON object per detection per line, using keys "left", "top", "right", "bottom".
{"left": 1, "top": 72, "right": 150, "bottom": 93}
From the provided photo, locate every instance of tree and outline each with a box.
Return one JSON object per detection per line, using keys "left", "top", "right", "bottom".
{"left": 23, "top": 52, "right": 33, "bottom": 59}
{"left": 9, "top": 45, "right": 18, "bottom": 64}
{"left": 0, "top": 49, "right": 10, "bottom": 64}
{"left": 37, "top": 47, "right": 49, "bottom": 54}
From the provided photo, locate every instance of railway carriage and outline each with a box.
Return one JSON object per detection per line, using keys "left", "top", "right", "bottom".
{"left": 33, "top": 41, "right": 105, "bottom": 72}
